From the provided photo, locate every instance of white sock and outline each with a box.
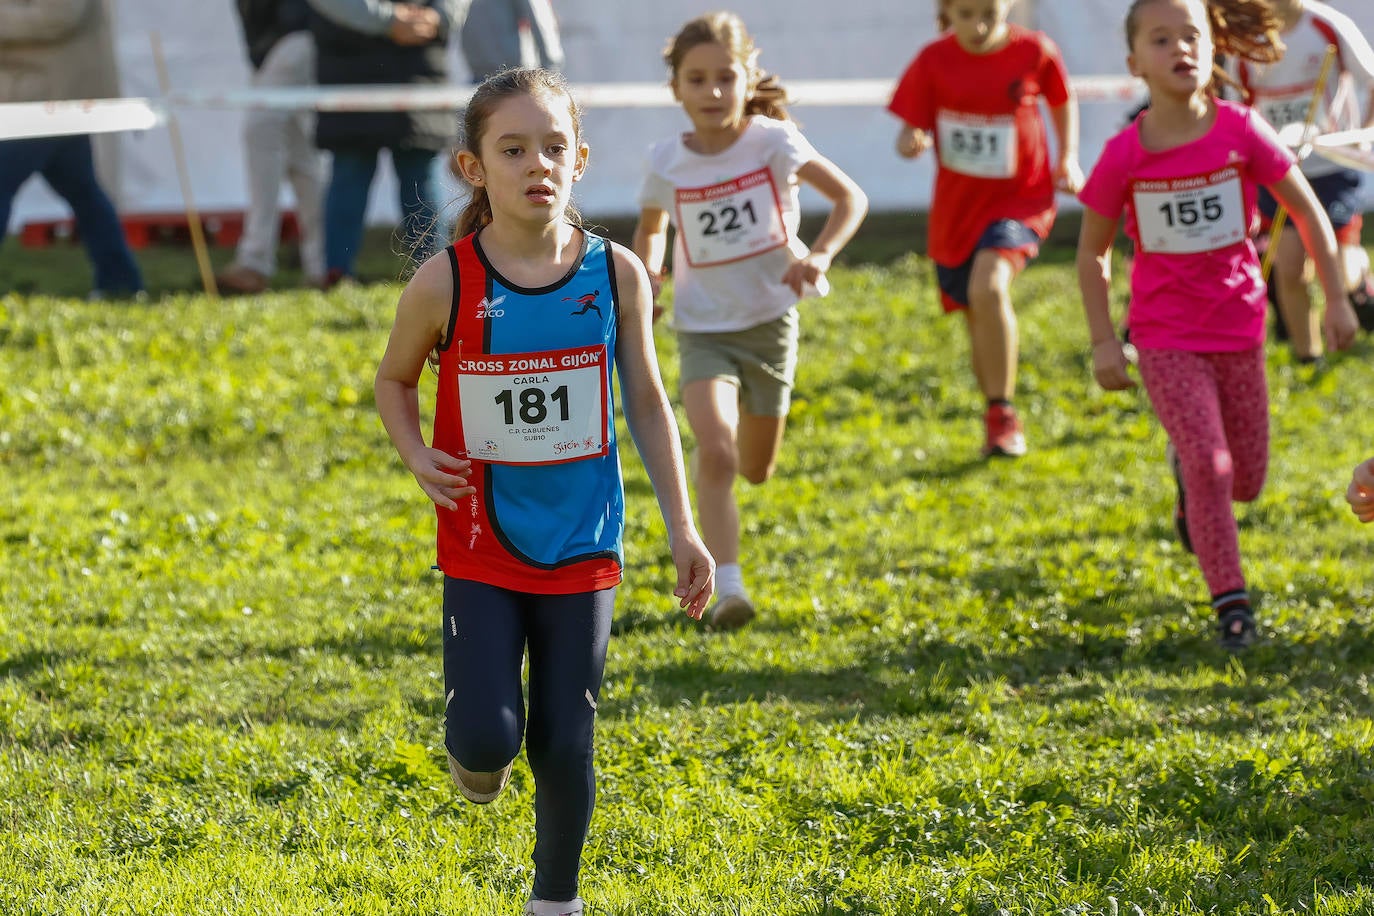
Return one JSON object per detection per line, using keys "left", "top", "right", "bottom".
{"left": 715, "top": 563, "right": 746, "bottom": 599}
{"left": 525, "top": 899, "right": 583, "bottom": 916}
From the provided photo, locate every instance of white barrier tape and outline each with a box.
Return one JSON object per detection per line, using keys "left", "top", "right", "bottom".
{"left": 0, "top": 75, "right": 1145, "bottom": 140}
{"left": 1273, "top": 122, "right": 1374, "bottom": 172}
{"left": 1315, "top": 142, "right": 1374, "bottom": 173}
{"left": 162, "top": 75, "right": 1145, "bottom": 111}
{"left": 1, "top": 98, "right": 164, "bottom": 140}
{"left": 1314, "top": 125, "right": 1374, "bottom": 149}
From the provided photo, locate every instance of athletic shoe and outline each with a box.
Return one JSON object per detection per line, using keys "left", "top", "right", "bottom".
{"left": 1216, "top": 604, "right": 1257, "bottom": 652}
{"left": 523, "top": 898, "right": 584, "bottom": 916}
{"left": 215, "top": 263, "right": 270, "bottom": 295}
{"left": 981, "top": 403, "right": 1027, "bottom": 458}
{"left": 1166, "top": 442, "right": 1193, "bottom": 554}
{"left": 1350, "top": 275, "right": 1374, "bottom": 333}
{"left": 708, "top": 594, "right": 755, "bottom": 631}
{"left": 447, "top": 752, "right": 511, "bottom": 805}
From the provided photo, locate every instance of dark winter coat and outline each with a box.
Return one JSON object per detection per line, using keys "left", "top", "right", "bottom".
{"left": 308, "top": 0, "right": 454, "bottom": 153}
{"left": 236, "top": 0, "right": 311, "bottom": 70}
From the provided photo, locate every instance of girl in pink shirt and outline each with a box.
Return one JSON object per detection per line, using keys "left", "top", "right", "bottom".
{"left": 1077, "top": 0, "right": 1359, "bottom": 650}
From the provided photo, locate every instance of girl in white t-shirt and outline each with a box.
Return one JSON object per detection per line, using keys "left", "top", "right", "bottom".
{"left": 1236, "top": 0, "right": 1374, "bottom": 358}
{"left": 633, "top": 11, "right": 867, "bottom": 630}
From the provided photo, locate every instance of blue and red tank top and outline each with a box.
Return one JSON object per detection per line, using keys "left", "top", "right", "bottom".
{"left": 432, "top": 230, "right": 624, "bottom": 594}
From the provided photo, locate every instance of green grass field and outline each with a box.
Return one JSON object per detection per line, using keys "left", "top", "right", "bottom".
{"left": 3, "top": 226, "right": 1374, "bottom": 915}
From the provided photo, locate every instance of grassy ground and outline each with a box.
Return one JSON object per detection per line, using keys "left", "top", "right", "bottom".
{"left": 2, "top": 223, "right": 1374, "bottom": 915}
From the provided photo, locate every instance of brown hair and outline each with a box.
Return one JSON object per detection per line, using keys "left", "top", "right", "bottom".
{"left": 451, "top": 67, "right": 585, "bottom": 241}
{"left": 663, "top": 12, "right": 791, "bottom": 121}
{"left": 937, "top": 0, "right": 1012, "bottom": 33}
{"left": 1125, "top": 0, "right": 1284, "bottom": 97}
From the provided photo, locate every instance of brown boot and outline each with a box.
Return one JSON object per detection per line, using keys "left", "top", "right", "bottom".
{"left": 216, "top": 263, "right": 269, "bottom": 294}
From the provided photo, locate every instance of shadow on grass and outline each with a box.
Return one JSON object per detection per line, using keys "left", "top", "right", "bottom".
{"left": 609, "top": 613, "right": 1374, "bottom": 733}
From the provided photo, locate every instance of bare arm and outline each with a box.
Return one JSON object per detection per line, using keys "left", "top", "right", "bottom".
{"left": 631, "top": 206, "right": 670, "bottom": 317}
{"left": 1076, "top": 207, "right": 1134, "bottom": 390}
{"left": 783, "top": 156, "right": 869, "bottom": 295}
{"left": 1269, "top": 166, "right": 1359, "bottom": 351}
{"left": 374, "top": 254, "right": 476, "bottom": 510}
{"left": 610, "top": 243, "right": 714, "bottom": 617}
{"left": 1048, "top": 98, "right": 1084, "bottom": 193}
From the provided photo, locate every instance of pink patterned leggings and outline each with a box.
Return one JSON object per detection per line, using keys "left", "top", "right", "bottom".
{"left": 1137, "top": 346, "right": 1269, "bottom": 597}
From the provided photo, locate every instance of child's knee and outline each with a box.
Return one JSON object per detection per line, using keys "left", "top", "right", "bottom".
{"left": 1232, "top": 471, "right": 1266, "bottom": 503}
{"left": 695, "top": 438, "right": 739, "bottom": 483}
{"left": 739, "top": 458, "right": 775, "bottom": 486}
{"left": 446, "top": 720, "right": 521, "bottom": 774}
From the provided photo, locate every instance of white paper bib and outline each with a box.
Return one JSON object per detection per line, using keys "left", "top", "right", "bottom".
{"left": 936, "top": 110, "right": 1018, "bottom": 178}
{"left": 675, "top": 167, "right": 788, "bottom": 267}
{"left": 1132, "top": 166, "right": 1247, "bottom": 255}
{"left": 457, "top": 344, "right": 609, "bottom": 465}
{"left": 1257, "top": 88, "right": 1325, "bottom": 131}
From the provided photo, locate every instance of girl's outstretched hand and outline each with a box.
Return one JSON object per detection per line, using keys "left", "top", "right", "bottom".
{"left": 408, "top": 448, "right": 476, "bottom": 510}
{"left": 671, "top": 535, "right": 715, "bottom": 620}
{"left": 1091, "top": 339, "right": 1136, "bottom": 391}
{"left": 1347, "top": 457, "right": 1374, "bottom": 523}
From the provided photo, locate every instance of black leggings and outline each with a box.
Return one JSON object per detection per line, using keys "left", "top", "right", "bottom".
{"left": 442, "top": 577, "right": 614, "bottom": 902}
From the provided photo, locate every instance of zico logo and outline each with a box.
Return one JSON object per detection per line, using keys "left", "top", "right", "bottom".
{"left": 475, "top": 295, "right": 506, "bottom": 319}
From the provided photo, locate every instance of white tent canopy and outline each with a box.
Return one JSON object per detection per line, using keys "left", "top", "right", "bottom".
{"left": 8, "top": 0, "right": 1373, "bottom": 232}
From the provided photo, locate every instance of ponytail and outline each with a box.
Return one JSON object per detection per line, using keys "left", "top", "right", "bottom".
{"left": 1205, "top": 0, "right": 1284, "bottom": 99}
{"left": 746, "top": 72, "right": 791, "bottom": 122}
{"left": 453, "top": 186, "right": 494, "bottom": 242}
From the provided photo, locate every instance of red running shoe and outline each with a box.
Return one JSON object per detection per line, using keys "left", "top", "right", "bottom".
{"left": 981, "top": 403, "right": 1026, "bottom": 458}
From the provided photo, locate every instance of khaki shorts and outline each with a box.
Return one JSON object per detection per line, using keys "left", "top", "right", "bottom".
{"left": 676, "top": 309, "right": 799, "bottom": 418}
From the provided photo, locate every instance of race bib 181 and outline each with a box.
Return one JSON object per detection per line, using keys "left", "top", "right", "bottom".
{"left": 1132, "top": 167, "right": 1247, "bottom": 255}
{"left": 675, "top": 167, "right": 788, "bottom": 267}
{"left": 456, "top": 344, "right": 609, "bottom": 465}
{"left": 936, "top": 110, "right": 1018, "bottom": 178}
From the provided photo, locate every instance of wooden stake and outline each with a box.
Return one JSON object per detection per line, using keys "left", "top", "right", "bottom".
{"left": 1261, "top": 44, "right": 1338, "bottom": 284}
{"left": 149, "top": 31, "right": 218, "bottom": 299}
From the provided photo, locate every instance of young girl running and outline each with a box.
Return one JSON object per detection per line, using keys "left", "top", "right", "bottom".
{"left": 1236, "top": 0, "right": 1374, "bottom": 359}
{"left": 374, "top": 68, "right": 714, "bottom": 916}
{"left": 888, "top": 0, "right": 1083, "bottom": 458}
{"left": 1077, "top": 0, "right": 1359, "bottom": 650}
{"left": 632, "top": 12, "right": 867, "bottom": 631}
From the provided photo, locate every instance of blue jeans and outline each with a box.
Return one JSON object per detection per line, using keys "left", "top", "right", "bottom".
{"left": 323, "top": 146, "right": 440, "bottom": 277}
{"left": 0, "top": 135, "right": 143, "bottom": 294}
